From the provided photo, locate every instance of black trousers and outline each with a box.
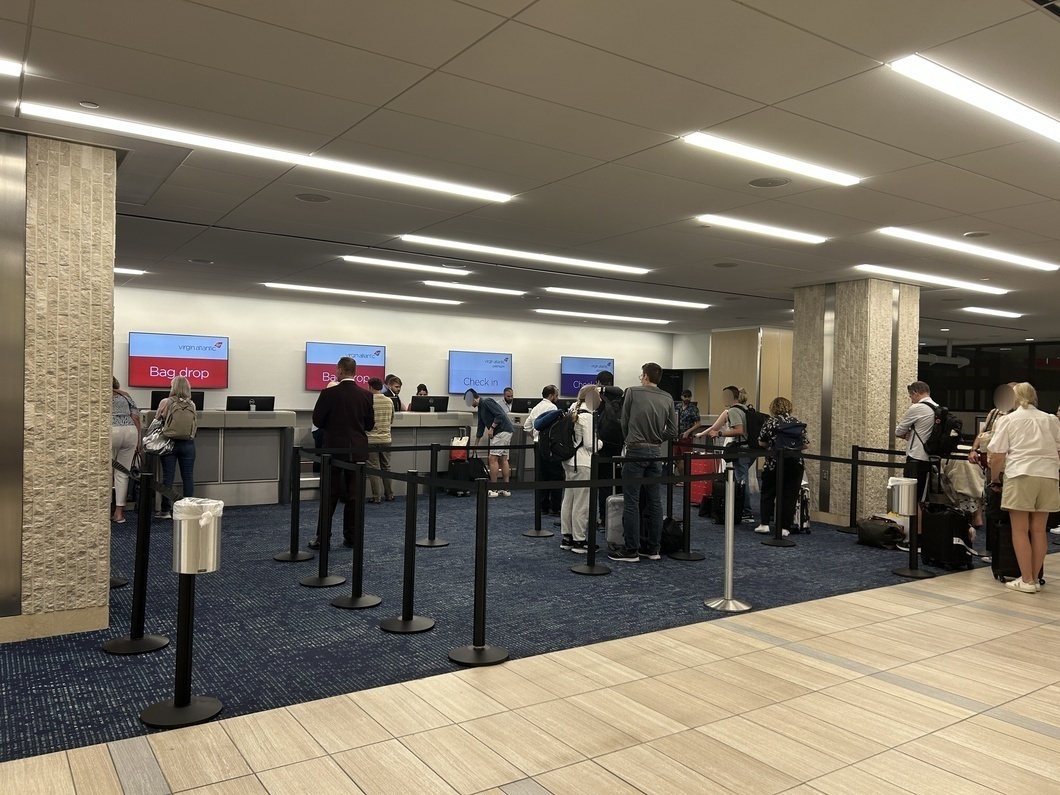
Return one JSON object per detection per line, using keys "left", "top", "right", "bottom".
{"left": 760, "top": 460, "right": 804, "bottom": 529}
{"left": 320, "top": 464, "right": 357, "bottom": 545}
{"left": 537, "top": 456, "right": 565, "bottom": 513}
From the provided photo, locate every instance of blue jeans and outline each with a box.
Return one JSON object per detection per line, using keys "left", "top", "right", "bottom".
{"left": 160, "top": 439, "right": 196, "bottom": 511}
{"left": 622, "top": 447, "right": 663, "bottom": 554}
{"left": 731, "top": 452, "right": 752, "bottom": 514}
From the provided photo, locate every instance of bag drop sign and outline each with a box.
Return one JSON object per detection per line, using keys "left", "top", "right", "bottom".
{"left": 128, "top": 332, "right": 229, "bottom": 388}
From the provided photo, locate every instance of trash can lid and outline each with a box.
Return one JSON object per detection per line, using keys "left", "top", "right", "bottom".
{"left": 173, "top": 498, "right": 225, "bottom": 520}
{"left": 887, "top": 477, "right": 918, "bottom": 487}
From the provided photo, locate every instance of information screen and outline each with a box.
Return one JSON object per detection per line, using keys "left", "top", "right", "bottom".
{"left": 305, "top": 342, "right": 386, "bottom": 390}
{"left": 560, "top": 356, "right": 614, "bottom": 396}
{"left": 448, "top": 350, "right": 512, "bottom": 396}
{"left": 128, "top": 332, "right": 229, "bottom": 388}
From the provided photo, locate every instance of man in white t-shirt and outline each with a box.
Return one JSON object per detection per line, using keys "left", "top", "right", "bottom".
{"left": 524, "top": 385, "right": 563, "bottom": 515}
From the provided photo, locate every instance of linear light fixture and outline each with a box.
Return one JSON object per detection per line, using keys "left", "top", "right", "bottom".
{"left": 423, "top": 280, "right": 525, "bottom": 296}
{"left": 18, "top": 103, "right": 512, "bottom": 203}
{"left": 963, "top": 306, "right": 1023, "bottom": 319}
{"left": 400, "top": 234, "right": 650, "bottom": 275}
{"left": 878, "top": 227, "right": 1059, "bottom": 271}
{"left": 544, "top": 286, "right": 710, "bottom": 309}
{"left": 683, "top": 132, "right": 861, "bottom": 186}
{"left": 113, "top": 267, "right": 146, "bottom": 276}
{"left": 0, "top": 59, "right": 22, "bottom": 77}
{"left": 534, "top": 309, "right": 669, "bottom": 325}
{"left": 889, "top": 55, "right": 1060, "bottom": 144}
{"left": 342, "top": 255, "right": 471, "bottom": 276}
{"left": 263, "top": 282, "right": 461, "bottom": 305}
{"left": 854, "top": 264, "right": 1008, "bottom": 295}
{"left": 696, "top": 213, "right": 828, "bottom": 244}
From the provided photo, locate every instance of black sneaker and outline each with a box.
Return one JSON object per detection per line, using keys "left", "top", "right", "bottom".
{"left": 307, "top": 538, "right": 321, "bottom": 550}
{"left": 741, "top": 513, "right": 755, "bottom": 523}
{"left": 570, "top": 540, "right": 588, "bottom": 553}
{"left": 559, "top": 534, "right": 574, "bottom": 551}
{"left": 608, "top": 548, "right": 640, "bottom": 562}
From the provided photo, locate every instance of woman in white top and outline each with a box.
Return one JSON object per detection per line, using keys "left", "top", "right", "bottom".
{"left": 987, "top": 382, "right": 1060, "bottom": 593}
{"left": 560, "top": 384, "right": 601, "bottom": 553}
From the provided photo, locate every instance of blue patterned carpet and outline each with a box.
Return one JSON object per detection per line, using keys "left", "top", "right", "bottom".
{"left": 0, "top": 487, "right": 984, "bottom": 762}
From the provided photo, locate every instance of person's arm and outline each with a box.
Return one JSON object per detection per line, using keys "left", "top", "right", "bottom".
{"left": 695, "top": 409, "right": 728, "bottom": 438}
{"left": 620, "top": 388, "right": 632, "bottom": 437}
{"left": 988, "top": 454, "right": 1005, "bottom": 489}
{"left": 895, "top": 405, "right": 918, "bottom": 440}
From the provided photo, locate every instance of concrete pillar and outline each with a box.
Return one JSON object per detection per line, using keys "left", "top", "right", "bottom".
{"left": 0, "top": 134, "right": 116, "bottom": 641}
{"left": 792, "top": 279, "right": 920, "bottom": 525}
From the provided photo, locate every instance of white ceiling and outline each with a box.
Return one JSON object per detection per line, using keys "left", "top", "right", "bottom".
{"left": 2, "top": 0, "right": 1059, "bottom": 344}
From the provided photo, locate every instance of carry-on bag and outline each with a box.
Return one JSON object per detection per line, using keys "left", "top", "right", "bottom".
{"left": 605, "top": 494, "right": 624, "bottom": 550}
{"left": 688, "top": 454, "right": 718, "bottom": 505}
{"left": 711, "top": 482, "right": 745, "bottom": 525}
{"left": 856, "top": 517, "right": 905, "bottom": 549}
{"left": 919, "top": 505, "right": 973, "bottom": 570}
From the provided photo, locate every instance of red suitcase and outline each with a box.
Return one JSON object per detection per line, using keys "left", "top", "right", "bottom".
{"left": 688, "top": 455, "right": 718, "bottom": 505}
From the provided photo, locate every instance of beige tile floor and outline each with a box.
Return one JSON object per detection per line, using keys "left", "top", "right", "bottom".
{"left": 4, "top": 557, "right": 1060, "bottom": 794}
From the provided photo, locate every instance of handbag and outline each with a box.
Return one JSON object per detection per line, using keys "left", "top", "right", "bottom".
{"left": 143, "top": 417, "right": 174, "bottom": 455}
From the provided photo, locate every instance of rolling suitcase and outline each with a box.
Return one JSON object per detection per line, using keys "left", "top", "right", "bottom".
{"left": 605, "top": 494, "right": 625, "bottom": 550}
{"left": 688, "top": 454, "right": 718, "bottom": 505}
{"left": 990, "top": 515, "right": 1045, "bottom": 584}
{"left": 919, "top": 505, "right": 973, "bottom": 570}
{"left": 446, "top": 460, "right": 471, "bottom": 496}
{"left": 711, "top": 482, "right": 745, "bottom": 525}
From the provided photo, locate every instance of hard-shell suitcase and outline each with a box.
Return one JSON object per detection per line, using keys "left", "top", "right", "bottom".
{"left": 605, "top": 494, "right": 624, "bottom": 550}
{"left": 446, "top": 460, "right": 471, "bottom": 496}
{"left": 688, "top": 455, "right": 718, "bottom": 505}
{"left": 790, "top": 485, "right": 811, "bottom": 533}
{"left": 990, "top": 516, "right": 1045, "bottom": 584}
{"left": 919, "top": 506, "right": 973, "bottom": 570}
{"left": 711, "top": 482, "right": 745, "bottom": 525}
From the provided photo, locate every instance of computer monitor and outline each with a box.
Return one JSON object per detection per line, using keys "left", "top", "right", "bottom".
{"left": 409, "top": 395, "right": 450, "bottom": 412}
{"left": 510, "top": 398, "right": 535, "bottom": 414}
{"left": 151, "top": 390, "right": 204, "bottom": 410}
{"left": 225, "top": 395, "right": 275, "bottom": 411}
{"left": 554, "top": 398, "right": 574, "bottom": 412}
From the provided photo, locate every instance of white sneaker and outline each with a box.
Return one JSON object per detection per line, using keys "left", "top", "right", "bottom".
{"left": 488, "top": 491, "right": 500, "bottom": 498}
{"left": 782, "top": 528, "right": 790, "bottom": 537}
{"left": 1005, "top": 578, "right": 1037, "bottom": 594}
{"left": 754, "top": 524, "right": 770, "bottom": 534}
{"left": 1050, "top": 527, "right": 1060, "bottom": 535}
{"left": 500, "top": 490, "right": 512, "bottom": 497}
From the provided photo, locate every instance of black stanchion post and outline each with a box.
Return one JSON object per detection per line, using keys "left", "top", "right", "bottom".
{"left": 893, "top": 511, "right": 934, "bottom": 579}
{"left": 381, "top": 473, "right": 435, "bottom": 632}
{"left": 572, "top": 453, "right": 609, "bottom": 576}
{"left": 140, "top": 573, "right": 223, "bottom": 728}
{"left": 103, "top": 471, "right": 169, "bottom": 655}
{"left": 763, "top": 450, "right": 795, "bottom": 548}
{"left": 333, "top": 462, "right": 382, "bottom": 608}
{"left": 417, "top": 443, "right": 448, "bottom": 548}
{"left": 449, "top": 479, "right": 509, "bottom": 666}
{"left": 838, "top": 444, "right": 860, "bottom": 534}
{"left": 670, "top": 452, "right": 704, "bottom": 561}
{"left": 301, "top": 454, "right": 345, "bottom": 587}
{"left": 524, "top": 458, "right": 555, "bottom": 538}
{"left": 276, "top": 445, "right": 313, "bottom": 561}
{"left": 666, "top": 439, "right": 675, "bottom": 519}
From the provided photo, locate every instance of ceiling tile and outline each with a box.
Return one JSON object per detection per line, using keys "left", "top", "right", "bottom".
{"left": 779, "top": 187, "right": 956, "bottom": 227}
{"left": 867, "top": 162, "right": 1047, "bottom": 215}
{"left": 571, "top": 225, "right": 761, "bottom": 266}
{"left": 976, "top": 200, "right": 1060, "bottom": 239}
{"left": 460, "top": 0, "right": 535, "bottom": 16}
{"left": 946, "top": 140, "right": 1060, "bottom": 202}
{"left": 405, "top": 215, "right": 601, "bottom": 251}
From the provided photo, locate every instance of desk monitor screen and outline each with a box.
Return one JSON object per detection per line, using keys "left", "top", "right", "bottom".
{"left": 129, "top": 331, "right": 229, "bottom": 388}
{"left": 448, "top": 350, "right": 512, "bottom": 396}
{"left": 553, "top": 398, "right": 574, "bottom": 412}
{"left": 511, "top": 398, "right": 535, "bottom": 414}
{"left": 409, "top": 395, "right": 450, "bottom": 412}
{"left": 226, "top": 395, "right": 275, "bottom": 411}
{"left": 560, "top": 356, "right": 614, "bottom": 397}
{"left": 151, "top": 390, "right": 204, "bottom": 410}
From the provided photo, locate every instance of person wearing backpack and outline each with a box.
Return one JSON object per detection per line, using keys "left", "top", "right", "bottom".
{"left": 524, "top": 384, "right": 564, "bottom": 516}
{"left": 754, "top": 397, "right": 809, "bottom": 537}
{"left": 560, "top": 385, "right": 602, "bottom": 552}
{"left": 594, "top": 370, "right": 624, "bottom": 525}
{"left": 895, "top": 381, "right": 938, "bottom": 516}
{"left": 155, "top": 376, "right": 198, "bottom": 520}
{"left": 696, "top": 386, "right": 756, "bottom": 523}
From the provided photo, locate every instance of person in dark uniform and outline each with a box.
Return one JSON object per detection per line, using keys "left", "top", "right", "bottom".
{"left": 310, "top": 356, "right": 374, "bottom": 548}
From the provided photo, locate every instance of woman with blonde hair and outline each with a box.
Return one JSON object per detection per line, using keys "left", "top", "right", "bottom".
{"left": 559, "top": 384, "right": 602, "bottom": 553}
{"left": 987, "top": 382, "right": 1060, "bottom": 593}
{"left": 156, "top": 376, "right": 197, "bottom": 520}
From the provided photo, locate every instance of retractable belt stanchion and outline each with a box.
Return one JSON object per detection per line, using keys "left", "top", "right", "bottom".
{"left": 524, "top": 455, "right": 555, "bottom": 537}
{"left": 417, "top": 443, "right": 448, "bottom": 548}
{"left": 381, "top": 472, "right": 435, "bottom": 633}
{"left": 892, "top": 477, "right": 934, "bottom": 580}
{"left": 276, "top": 445, "right": 313, "bottom": 561}
{"left": 103, "top": 471, "right": 169, "bottom": 655}
{"left": 670, "top": 451, "right": 704, "bottom": 562}
{"left": 110, "top": 575, "right": 128, "bottom": 589}
{"left": 838, "top": 444, "right": 860, "bottom": 534}
{"left": 706, "top": 464, "right": 751, "bottom": 613}
{"left": 762, "top": 450, "right": 796, "bottom": 548}
{"left": 300, "top": 454, "right": 345, "bottom": 588}
{"left": 332, "top": 462, "right": 381, "bottom": 609}
{"left": 666, "top": 439, "right": 675, "bottom": 518}
{"left": 572, "top": 453, "right": 609, "bottom": 576}
{"left": 449, "top": 478, "right": 509, "bottom": 666}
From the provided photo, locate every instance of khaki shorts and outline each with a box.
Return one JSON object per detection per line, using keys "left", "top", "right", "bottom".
{"left": 1001, "top": 475, "right": 1060, "bottom": 513}
{"left": 487, "top": 431, "right": 512, "bottom": 458}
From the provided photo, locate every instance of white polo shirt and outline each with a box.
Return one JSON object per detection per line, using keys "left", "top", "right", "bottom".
{"left": 987, "top": 405, "right": 1060, "bottom": 480}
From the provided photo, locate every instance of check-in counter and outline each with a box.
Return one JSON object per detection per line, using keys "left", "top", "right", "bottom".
{"left": 141, "top": 409, "right": 296, "bottom": 506}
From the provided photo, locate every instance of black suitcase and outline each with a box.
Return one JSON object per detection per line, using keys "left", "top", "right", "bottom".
{"left": 989, "top": 516, "right": 1045, "bottom": 583}
{"left": 919, "top": 505, "right": 973, "bottom": 570}
{"left": 711, "top": 482, "right": 745, "bottom": 525}
{"left": 446, "top": 460, "right": 471, "bottom": 496}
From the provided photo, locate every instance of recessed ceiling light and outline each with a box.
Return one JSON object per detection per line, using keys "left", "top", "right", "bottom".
{"left": 0, "top": 59, "right": 22, "bottom": 77}
{"left": 423, "top": 280, "right": 524, "bottom": 296}
{"left": 534, "top": 308, "right": 669, "bottom": 325}
{"left": 342, "top": 254, "right": 470, "bottom": 276}
{"left": 963, "top": 231, "right": 990, "bottom": 238}
{"left": 919, "top": 342, "right": 927, "bottom": 346}
{"left": 1000, "top": 348, "right": 1012, "bottom": 351}
{"left": 748, "top": 177, "right": 790, "bottom": 188}
{"left": 697, "top": 213, "right": 828, "bottom": 244}
{"left": 544, "top": 286, "right": 709, "bottom": 310}
{"left": 963, "top": 306, "right": 1023, "bottom": 319}
{"left": 1026, "top": 338, "right": 1035, "bottom": 341}
{"left": 78, "top": 101, "right": 100, "bottom": 109}
{"left": 17, "top": 103, "right": 513, "bottom": 202}
{"left": 940, "top": 328, "right": 950, "bottom": 332}
{"left": 400, "top": 234, "right": 650, "bottom": 275}
{"left": 114, "top": 267, "right": 145, "bottom": 275}
{"left": 855, "top": 264, "right": 1008, "bottom": 294}
{"left": 713, "top": 262, "right": 739, "bottom": 269}
{"left": 889, "top": 55, "right": 1060, "bottom": 145}
{"left": 682, "top": 132, "right": 861, "bottom": 186}
{"left": 295, "top": 193, "right": 330, "bottom": 203}
{"left": 187, "top": 258, "right": 214, "bottom": 265}
{"left": 879, "top": 227, "right": 1059, "bottom": 271}
{"left": 263, "top": 282, "right": 461, "bottom": 305}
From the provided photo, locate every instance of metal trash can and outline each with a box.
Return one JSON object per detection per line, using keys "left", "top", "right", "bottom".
{"left": 172, "top": 498, "right": 224, "bottom": 574}
{"left": 887, "top": 477, "right": 919, "bottom": 517}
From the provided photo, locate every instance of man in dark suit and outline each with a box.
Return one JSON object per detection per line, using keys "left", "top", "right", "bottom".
{"left": 310, "top": 357, "right": 375, "bottom": 548}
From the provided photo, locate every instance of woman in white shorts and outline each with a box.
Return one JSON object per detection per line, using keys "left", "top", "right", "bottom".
{"left": 987, "top": 382, "right": 1060, "bottom": 593}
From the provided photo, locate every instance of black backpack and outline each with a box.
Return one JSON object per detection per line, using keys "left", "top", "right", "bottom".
{"left": 597, "top": 390, "right": 624, "bottom": 446}
{"left": 771, "top": 418, "right": 807, "bottom": 451}
{"left": 920, "top": 402, "right": 962, "bottom": 456}
{"left": 736, "top": 404, "right": 768, "bottom": 447}
{"left": 536, "top": 410, "right": 581, "bottom": 463}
